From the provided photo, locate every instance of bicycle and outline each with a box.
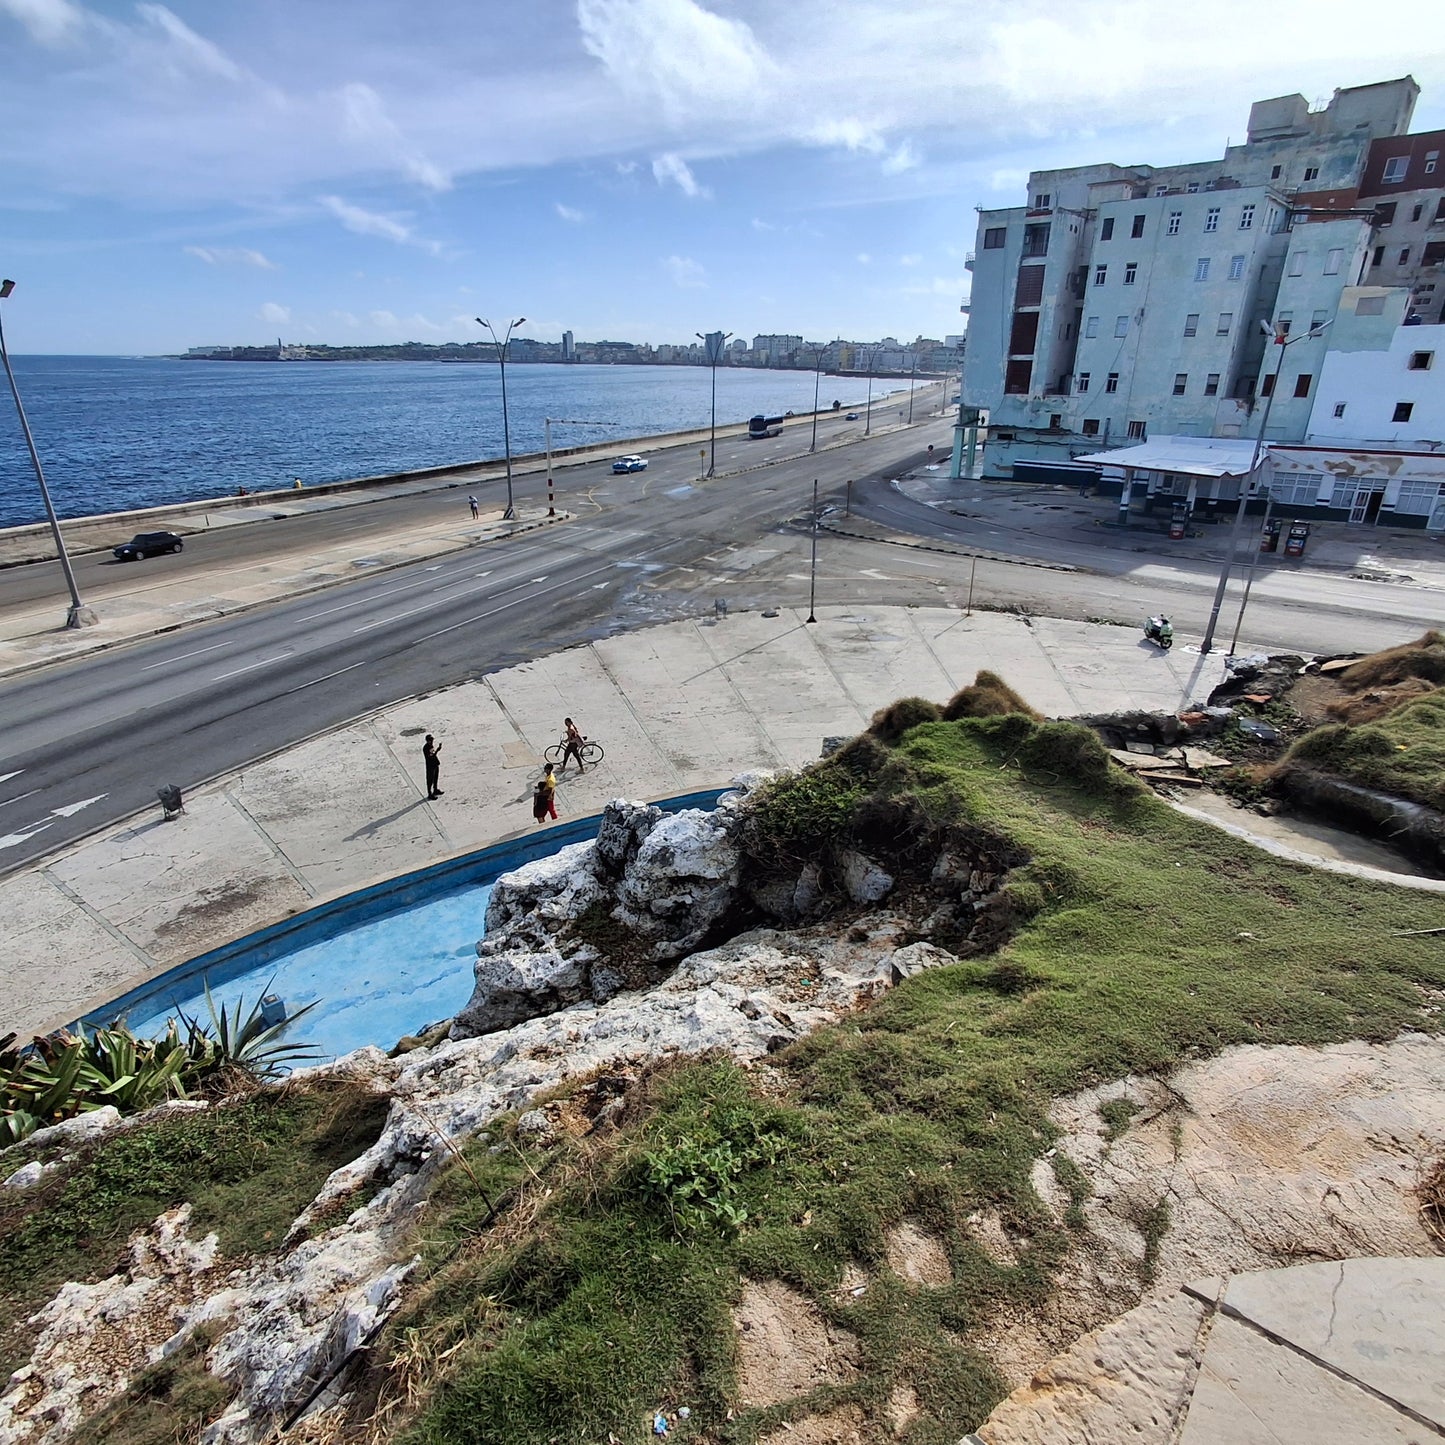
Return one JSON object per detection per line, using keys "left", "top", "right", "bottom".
{"left": 544, "top": 737, "right": 604, "bottom": 768}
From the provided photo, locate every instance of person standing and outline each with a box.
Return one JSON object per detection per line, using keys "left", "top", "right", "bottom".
{"left": 468, "top": 494, "right": 480, "bottom": 519}
{"left": 559, "top": 716, "right": 587, "bottom": 772}
{"left": 533, "top": 762, "right": 558, "bottom": 823}
{"left": 423, "top": 735, "right": 444, "bottom": 799}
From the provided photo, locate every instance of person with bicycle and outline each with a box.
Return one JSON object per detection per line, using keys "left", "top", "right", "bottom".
{"left": 559, "top": 716, "right": 587, "bottom": 772}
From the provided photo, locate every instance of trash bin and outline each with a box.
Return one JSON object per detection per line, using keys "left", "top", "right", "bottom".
{"left": 157, "top": 784, "right": 185, "bottom": 820}
{"left": 1260, "top": 520, "right": 1281, "bottom": 553}
{"left": 1284, "top": 521, "right": 1311, "bottom": 557}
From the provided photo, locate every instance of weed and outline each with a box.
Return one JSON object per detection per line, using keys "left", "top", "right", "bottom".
{"left": 1099, "top": 1098, "right": 1141, "bottom": 1142}
{"left": 1050, "top": 1153, "right": 1090, "bottom": 1231}
{"left": 1136, "top": 1196, "right": 1172, "bottom": 1284}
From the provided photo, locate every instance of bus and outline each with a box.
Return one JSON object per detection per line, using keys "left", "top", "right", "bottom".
{"left": 748, "top": 414, "right": 784, "bottom": 439}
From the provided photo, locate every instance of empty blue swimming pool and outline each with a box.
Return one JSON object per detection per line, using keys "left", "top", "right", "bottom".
{"left": 85, "top": 790, "right": 725, "bottom": 1064}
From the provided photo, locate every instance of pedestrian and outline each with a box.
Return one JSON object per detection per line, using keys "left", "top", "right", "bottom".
{"left": 559, "top": 716, "right": 586, "bottom": 772}
{"left": 468, "top": 494, "right": 479, "bottom": 519}
{"left": 423, "top": 734, "right": 444, "bottom": 799}
{"left": 533, "top": 762, "right": 557, "bottom": 823}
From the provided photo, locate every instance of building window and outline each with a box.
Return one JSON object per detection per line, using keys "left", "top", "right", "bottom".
{"left": 1100, "top": 216, "right": 1115, "bottom": 241}
{"left": 1399, "top": 247, "right": 1411, "bottom": 265}
{"left": 1081, "top": 418, "right": 1101, "bottom": 436}
{"left": 1425, "top": 242, "right": 1445, "bottom": 265}
{"left": 1236, "top": 374, "right": 1257, "bottom": 398}
{"left": 983, "top": 227, "right": 1007, "bottom": 249}
{"left": 1022, "top": 223, "right": 1050, "bottom": 257}
{"left": 1310, "top": 310, "right": 1329, "bottom": 331}
{"left": 1131, "top": 214, "right": 1146, "bottom": 238}
{"left": 1114, "top": 315, "right": 1129, "bottom": 337}
{"left": 1333, "top": 402, "right": 1346, "bottom": 418}
{"left": 1194, "top": 257, "right": 1211, "bottom": 281}
{"left": 1409, "top": 351, "right": 1434, "bottom": 371}
{"left": 1376, "top": 201, "right": 1397, "bottom": 226}
{"left": 1105, "top": 372, "right": 1119, "bottom": 393}
{"left": 1077, "top": 371, "right": 1090, "bottom": 392}
{"left": 1228, "top": 254, "right": 1245, "bottom": 279}
{"left": 1094, "top": 264, "right": 1108, "bottom": 285}
{"left": 1085, "top": 315, "right": 1100, "bottom": 338}
{"left": 1124, "top": 262, "right": 1138, "bottom": 285}
{"left": 1303, "top": 166, "right": 1319, "bottom": 182}
{"left": 1382, "top": 156, "right": 1408, "bottom": 184}
{"left": 1204, "top": 373, "right": 1220, "bottom": 396}
{"left": 1217, "top": 311, "right": 1233, "bottom": 334}
{"left": 1032, "top": 192, "right": 1051, "bottom": 209}
{"left": 1154, "top": 184, "right": 1169, "bottom": 196}
{"left": 1324, "top": 248, "right": 1344, "bottom": 275}
{"left": 1127, "top": 420, "right": 1146, "bottom": 439}
{"left": 1173, "top": 373, "right": 1188, "bottom": 395}
{"left": 1167, "top": 210, "right": 1182, "bottom": 235}
{"left": 1048, "top": 414, "right": 1063, "bottom": 430}
{"left": 1276, "top": 313, "right": 1293, "bottom": 336}
{"left": 1428, "top": 151, "right": 1439, "bottom": 175}
{"left": 1412, "top": 204, "right": 1424, "bottom": 223}
{"left": 1260, "top": 374, "right": 1276, "bottom": 397}
{"left": 1186, "top": 181, "right": 1200, "bottom": 193}
{"left": 1205, "top": 207, "right": 1220, "bottom": 232}
{"left": 1293, "top": 373, "right": 1312, "bottom": 398}
{"left": 1392, "top": 401, "right": 1414, "bottom": 422}
{"left": 1355, "top": 294, "right": 1385, "bottom": 316}
{"left": 1372, "top": 245, "right": 1385, "bottom": 267}
{"left": 1239, "top": 204, "right": 1255, "bottom": 229}
{"left": 1183, "top": 313, "right": 1199, "bottom": 337}
{"left": 1270, "top": 165, "right": 1282, "bottom": 180}
{"left": 1004, "top": 359, "right": 1033, "bottom": 394}
{"left": 1288, "top": 251, "right": 1306, "bottom": 277}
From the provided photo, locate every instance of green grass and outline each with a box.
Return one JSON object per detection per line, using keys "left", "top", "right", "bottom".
{"left": 362, "top": 711, "right": 1445, "bottom": 1445}
{"left": 1283, "top": 692, "right": 1445, "bottom": 811}
{"left": 0, "top": 1081, "right": 389, "bottom": 1382}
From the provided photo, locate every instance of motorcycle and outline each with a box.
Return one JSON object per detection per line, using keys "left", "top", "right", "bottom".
{"left": 1144, "top": 615, "right": 1174, "bottom": 650}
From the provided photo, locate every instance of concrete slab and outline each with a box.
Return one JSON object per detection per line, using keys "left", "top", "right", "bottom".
{"left": 1178, "top": 1313, "right": 1427, "bottom": 1444}
{"left": 1220, "top": 1257, "right": 1445, "bottom": 1430}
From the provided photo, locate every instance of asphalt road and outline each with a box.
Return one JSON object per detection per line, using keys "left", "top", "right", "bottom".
{"left": 0, "top": 413, "right": 948, "bottom": 873}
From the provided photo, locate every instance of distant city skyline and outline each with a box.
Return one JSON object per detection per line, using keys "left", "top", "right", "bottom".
{"left": 1, "top": 0, "right": 1442, "bottom": 354}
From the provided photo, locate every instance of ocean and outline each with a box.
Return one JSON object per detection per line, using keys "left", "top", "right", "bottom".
{"left": 0, "top": 356, "right": 908, "bottom": 527}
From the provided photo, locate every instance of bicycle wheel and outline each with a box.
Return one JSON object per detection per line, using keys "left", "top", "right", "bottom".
{"left": 543, "top": 743, "right": 566, "bottom": 765}
{"left": 581, "top": 741, "right": 604, "bottom": 765}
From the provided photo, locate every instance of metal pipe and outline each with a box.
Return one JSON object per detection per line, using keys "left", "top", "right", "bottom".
{"left": 0, "top": 280, "right": 95, "bottom": 628}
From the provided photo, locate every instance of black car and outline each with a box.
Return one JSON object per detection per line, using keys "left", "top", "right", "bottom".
{"left": 113, "top": 531, "right": 184, "bottom": 561}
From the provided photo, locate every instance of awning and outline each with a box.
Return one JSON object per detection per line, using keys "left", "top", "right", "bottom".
{"left": 1072, "top": 435, "right": 1262, "bottom": 478}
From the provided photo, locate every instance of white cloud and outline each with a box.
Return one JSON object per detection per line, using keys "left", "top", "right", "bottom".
{"left": 555, "top": 202, "right": 585, "bottom": 223}
{"left": 751, "top": 217, "right": 774, "bottom": 231}
{"left": 0, "top": 0, "right": 84, "bottom": 45}
{"left": 989, "top": 167, "right": 1030, "bottom": 192}
{"left": 184, "top": 245, "right": 277, "bottom": 269}
{"left": 135, "top": 4, "right": 244, "bottom": 82}
{"left": 335, "top": 81, "right": 450, "bottom": 191}
{"left": 331, "top": 310, "right": 360, "bottom": 327}
{"left": 898, "top": 254, "right": 921, "bottom": 267}
{"left": 882, "top": 140, "right": 919, "bottom": 174}
{"left": 856, "top": 252, "right": 872, "bottom": 264}
{"left": 318, "top": 195, "right": 440, "bottom": 253}
{"left": 651, "top": 152, "right": 708, "bottom": 198}
{"left": 258, "top": 301, "right": 290, "bottom": 325}
{"left": 664, "top": 254, "right": 706, "bottom": 288}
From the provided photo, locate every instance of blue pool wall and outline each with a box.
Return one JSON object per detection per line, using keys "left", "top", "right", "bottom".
{"left": 81, "top": 788, "right": 728, "bottom": 1032}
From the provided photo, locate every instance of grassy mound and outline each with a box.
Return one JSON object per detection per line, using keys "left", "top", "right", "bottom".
{"left": 1336, "top": 630, "right": 1445, "bottom": 692}
{"left": 349, "top": 712, "right": 1442, "bottom": 1445}
{"left": 942, "top": 671, "right": 1043, "bottom": 722}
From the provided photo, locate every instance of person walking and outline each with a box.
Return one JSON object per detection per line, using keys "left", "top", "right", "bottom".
{"left": 468, "top": 494, "right": 480, "bottom": 519}
{"left": 423, "top": 734, "right": 444, "bottom": 799}
{"left": 533, "top": 762, "right": 558, "bottom": 823}
{"left": 559, "top": 716, "right": 587, "bottom": 772}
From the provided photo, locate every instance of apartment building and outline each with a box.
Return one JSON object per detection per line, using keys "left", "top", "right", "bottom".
{"left": 1356, "top": 129, "right": 1445, "bottom": 322}
{"left": 963, "top": 77, "right": 1421, "bottom": 474}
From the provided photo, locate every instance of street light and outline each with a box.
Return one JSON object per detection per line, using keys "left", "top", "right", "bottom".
{"left": 808, "top": 338, "right": 841, "bottom": 455}
{"left": 477, "top": 316, "right": 525, "bottom": 519}
{"left": 695, "top": 331, "right": 731, "bottom": 477}
{"left": 863, "top": 347, "right": 877, "bottom": 437}
{"left": 1200, "top": 318, "right": 1331, "bottom": 654}
{"left": 0, "top": 280, "right": 96, "bottom": 629}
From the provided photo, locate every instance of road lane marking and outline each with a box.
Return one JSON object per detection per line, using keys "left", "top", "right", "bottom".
{"left": 213, "top": 653, "right": 295, "bottom": 681}
{"left": 51, "top": 793, "right": 107, "bottom": 817}
{"left": 280, "top": 660, "right": 370, "bottom": 697}
{"left": 0, "top": 771, "right": 21, "bottom": 785}
{"left": 0, "top": 823, "right": 53, "bottom": 850}
{"left": 0, "top": 789, "right": 40, "bottom": 811}
{"left": 142, "top": 640, "right": 233, "bottom": 670}
{"left": 350, "top": 576, "right": 504, "bottom": 632}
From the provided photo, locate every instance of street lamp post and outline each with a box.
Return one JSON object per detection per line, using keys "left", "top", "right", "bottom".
{"left": 477, "top": 316, "right": 525, "bottom": 519}
{"left": 808, "top": 339, "right": 837, "bottom": 454}
{"left": 907, "top": 354, "right": 917, "bottom": 423}
{"left": 0, "top": 280, "right": 96, "bottom": 629}
{"left": 695, "top": 331, "right": 731, "bottom": 477}
{"left": 806, "top": 477, "right": 819, "bottom": 624}
{"left": 1200, "top": 319, "right": 1330, "bottom": 654}
{"left": 864, "top": 349, "right": 876, "bottom": 437}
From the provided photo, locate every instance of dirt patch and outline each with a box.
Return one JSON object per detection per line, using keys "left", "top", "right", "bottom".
{"left": 760, "top": 1403, "right": 866, "bottom": 1444}
{"left": 1285, "top": 672, "right": 1347, "bottom": 725}
{"left": 968, "top": 1209, "right": 1020, "bottom": 1268}
{"left": 733, "top": 1279, "right": 861, "bottom": 1409}
{"left": 884, "top": 1381, "right": 921, "bottom": 1435}
{"left": 884, "top": 1220, "right": 952, "bottom": 1286}
{"left": 152, "top": 876, "right": 268, "bottom": 939}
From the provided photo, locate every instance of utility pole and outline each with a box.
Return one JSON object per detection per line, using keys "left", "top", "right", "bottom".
{"left": 806, "top": 478, "right": 819, "bottom": 623}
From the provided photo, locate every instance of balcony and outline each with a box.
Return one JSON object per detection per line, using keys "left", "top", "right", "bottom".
{"left": 964, "top": 251, "right": 976, "bottom": 271}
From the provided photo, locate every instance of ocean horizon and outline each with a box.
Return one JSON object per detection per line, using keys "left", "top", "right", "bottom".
{"left": 0, "top": 357, "right": 916, "bottom": 528}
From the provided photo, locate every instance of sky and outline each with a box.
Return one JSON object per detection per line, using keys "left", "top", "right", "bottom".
{"left": 1, "top": 0, "right": 1443, "bottom": 355}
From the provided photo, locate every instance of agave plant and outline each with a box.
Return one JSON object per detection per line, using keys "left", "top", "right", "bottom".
{"left": 177, "top": 982, "right": 321, "bottom": 1082}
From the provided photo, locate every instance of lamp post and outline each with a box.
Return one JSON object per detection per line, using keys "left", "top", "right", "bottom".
{"left": 907, "top": 353, "right": 917, "bottom": 423}
{"left": 1200, "top": 318, "right": 1330, "bottom": 654}
{"left": 477, "top": 316, "right": 525, "bottom": 519}
{"left": 695, "top": 331, "right": 731, "bottom": 477}
{"left": 806, "top": 477, "right": 819, "bottom": 624}
{"left": 0, "top": 280, "right": 96, "bottom": 629}
{"left": 863, "top": 348, "right": 876, "bottom": 437}
{"left": 808, "top": 339, "right": 837, "bottom": 454}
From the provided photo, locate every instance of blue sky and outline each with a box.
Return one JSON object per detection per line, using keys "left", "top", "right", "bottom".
{"left": 2, "top": 0, "right": 1443, "bottom": 354}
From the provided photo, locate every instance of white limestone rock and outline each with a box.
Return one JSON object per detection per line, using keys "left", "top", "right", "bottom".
{"left": 613, "top": 809, "right": 742, "bottom": 952}
{"left": 839, "top": 849, "right": 894, "bottom": 904}
{"left": 482, "top": 840, "right": 603, "bottom": 933}
{"left": 14, "top": 1105, "right": 122, "bottom": 1153}
{"left": 593, "top": 799, "right": 663, "bottom": 877}
{"left": 453, "top": 947, "right": 589, "bottom": 1036}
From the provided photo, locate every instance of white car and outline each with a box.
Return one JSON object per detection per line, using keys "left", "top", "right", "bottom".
{"left": 612, "top": 454, "right": 648, "bottom": 473}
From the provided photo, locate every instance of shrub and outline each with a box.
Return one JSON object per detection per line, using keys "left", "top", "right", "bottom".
{"left": 868, "top": 696, "right": 942, "bottom": 744}
{"left": 1018, "top": 721, "right": 1112, "bottom": 786}
{"left": 943, "top": 671, "right": 1043, "bottom": 721}
{"left": 1337, "top": 631, "right": 1445, "bottom": 692}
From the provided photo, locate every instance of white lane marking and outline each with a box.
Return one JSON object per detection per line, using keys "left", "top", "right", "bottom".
{"left": 0, "top": 771, "right": 21, "bottom": 785}
{"left": 51, "top": 793, "right": 107, "bottom": 818}
{"left": 530, "top": 576, "right": 548, "bottom": 583}
{"left": 0, "top": 789, "right": 41, "bottom": 811}
{"left": 351, "top": 575, "right": 503, "bottom": 633}
{"left": 142, "top": 640, "right": 233, "bottom": 670}
{"left": 279, "top": 660, "right": 369, "bottom": 697}
{"left": 0, "top": 823, "right": 53, "bottom": 850}
{"left": 213, "top": 652, "right": 295, "bottom": 681}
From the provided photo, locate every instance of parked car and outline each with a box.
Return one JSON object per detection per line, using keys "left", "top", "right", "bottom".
{"left": 845, "top": 412, "right": 860, "bottom": 421}
{"left": 612, "top": 455, "right": 648, "bottom": 473}
{"left": 112, "top": 531, "right": 184, "bottom": 561}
